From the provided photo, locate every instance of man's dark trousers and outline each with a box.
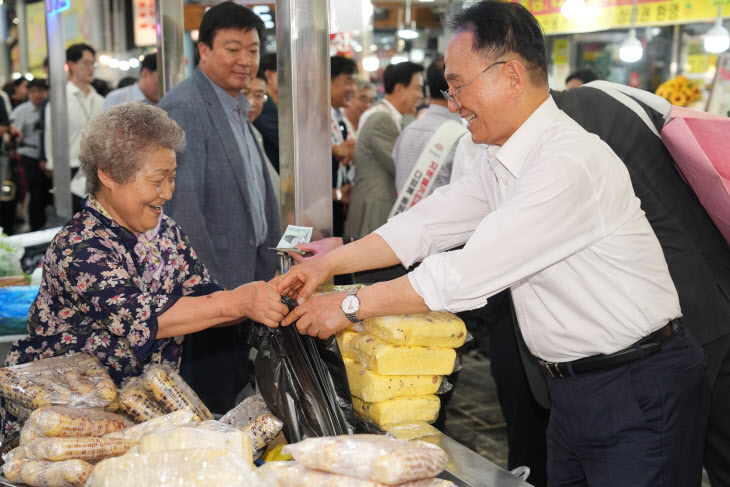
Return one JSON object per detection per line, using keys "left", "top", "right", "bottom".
{"left": 20, "top": 156, "right": 50, "bottom": 231}
{"left": 546, "top": 325, "right": 709, "bottom": 487}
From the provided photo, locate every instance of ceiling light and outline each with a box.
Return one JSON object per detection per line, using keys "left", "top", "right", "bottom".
{"left": 129, "top": 58, "right": 140, "bottom": 68}
{"left": 362, "top": 56, "right": 379, "bottom": 72}
{"left": 109, "top": 58, "right": 119, "bottom": 69}
{"left": 391, "top": 55, "right": 408, "bottom": 64}
{"left": 119, "top": 61, "right": 130, "bottom": 71}
{"left": 561, "top": 0, "right": 585, "bottom": 19}
{"left": 397, "top": 29, "right": 418, "bottom": 39}
{"left": 619, "top": 28, "right": 643, "bottom": 63}
{"left": 705, "top": 13, "right": 730, "bottom": 53}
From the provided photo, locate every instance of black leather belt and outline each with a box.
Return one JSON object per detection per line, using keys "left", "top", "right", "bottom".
{"left": 537, "top": 320, "right": 679, "bottom": 378}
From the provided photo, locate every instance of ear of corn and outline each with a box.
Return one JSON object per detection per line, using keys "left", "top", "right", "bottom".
{"left": 242, "top": 413, "right": 284, "bottom": 452}
{"left": 142, "top": 365, "right": 213, "bottom": 421}
{"left": 18, "top": 459, "right": 94, "bottom": 487}
{"left": 26, "top": 406, "right": 131, "bottom": 438}
{"left": 2, "top": 457, "right": 30, "bottom": 483}
{"left": 0, "top": 353, "right": 117, "bottom": 410}
{"left": 118, "top": 377, "right": 166, "bottom": 423}
{"left": 24, "top": 437, "right": 133, "bottom": 462}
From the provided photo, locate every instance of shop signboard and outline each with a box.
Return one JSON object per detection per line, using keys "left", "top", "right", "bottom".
{"left": 132, "top": 0, "right": 156, "bottom": 47}
{"left": 517, "top": 0, "right": 729, "bottom": 35}
{"left": 26, "top": 0, "right": 86, "bottom": 77}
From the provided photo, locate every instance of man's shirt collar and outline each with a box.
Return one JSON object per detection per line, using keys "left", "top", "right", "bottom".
{"left": 494, "top": 95, "right": 560, "bottom": 179}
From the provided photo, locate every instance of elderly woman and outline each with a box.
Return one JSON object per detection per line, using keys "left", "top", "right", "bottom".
{"left": 1, "top": 102, "right": 287, "bottom": 437}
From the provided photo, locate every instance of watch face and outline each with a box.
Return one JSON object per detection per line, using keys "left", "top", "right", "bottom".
{"left": 342, "top": 295, "right": 359, "bottom": 314}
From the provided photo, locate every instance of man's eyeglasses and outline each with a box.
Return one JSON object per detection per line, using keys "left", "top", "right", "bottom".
{"left": 243, "top": 93, "right": 268, "bottom": 102}
{"left": 441, "top": 61, "right": 506, "bottom": 109}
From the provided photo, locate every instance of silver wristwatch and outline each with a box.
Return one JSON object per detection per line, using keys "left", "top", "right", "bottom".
{"left": 341, "top": 288, "right": 361, "bottom": 323}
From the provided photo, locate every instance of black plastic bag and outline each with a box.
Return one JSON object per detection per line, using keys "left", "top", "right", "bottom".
{"left": 249, "top": 296, "right": 355, "bottom": 443}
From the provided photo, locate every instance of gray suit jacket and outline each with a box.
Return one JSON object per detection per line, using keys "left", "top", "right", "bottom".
{"left": 158, "top": 68, "right": 279, "bottom": 289}
{"left": 345, "top": 109, "right": 400, "bottom": 236}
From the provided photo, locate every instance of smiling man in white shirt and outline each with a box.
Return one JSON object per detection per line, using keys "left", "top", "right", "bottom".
{"left": 277, "top": 2, "right": 709, "bottom": 485}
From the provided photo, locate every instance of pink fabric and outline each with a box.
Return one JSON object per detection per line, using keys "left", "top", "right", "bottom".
{"left": 670, "top": 106, "right": 728, "bottom": 121}
{"left": 662, "top": 114, "right": 730, "bottom": 246}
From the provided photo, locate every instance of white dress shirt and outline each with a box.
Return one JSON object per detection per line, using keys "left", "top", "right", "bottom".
{"left": 45, "top": 81, "right": 104, "bottom": 170}
{"left": 375, "top": 96, "right": 681, "bottom": 362}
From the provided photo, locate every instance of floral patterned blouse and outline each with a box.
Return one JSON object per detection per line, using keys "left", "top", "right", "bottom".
{"left": 1, "top": 197, "right": 221, "bottom": 437}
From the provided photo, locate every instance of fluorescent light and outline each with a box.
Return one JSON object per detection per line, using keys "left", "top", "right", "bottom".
{"left": 397, "top": 29, "right": 419, "bottom": 39}
{"left": 561, "top": 0, "right": 585, "bottom": 19}
{"left": 109, "top": 58, "right": 119, "bottom": 69}
{"left": 119, "top": 61, "right": 130, "bottom": 71}
{"left": 99, "top": 55, "right": 110, "bottom": 65}
{"left": 391, "top": 55, "right": 409, "bottom": 64}
{"left": 705, "top": 17, "right": 730, "bottom": 53}
{"left": 619, "top": 28, "right": 643, "bottom": 63}
{"left": 129, "top": 58, "right": 140, "bottom": 68}
{"left": 363, "top": 56, "right": 380, "bottom": 72}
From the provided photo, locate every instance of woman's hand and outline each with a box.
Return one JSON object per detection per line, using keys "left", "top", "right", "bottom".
{"left": 234, "top": 281, "right": 289, "bottom": 328}
{"left": 281, "top": 292, "right": 351, "bottom": 339}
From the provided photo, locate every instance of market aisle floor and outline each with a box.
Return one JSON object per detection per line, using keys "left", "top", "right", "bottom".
{"left": 443, "top": 354, "right": 711, "bottom": 487}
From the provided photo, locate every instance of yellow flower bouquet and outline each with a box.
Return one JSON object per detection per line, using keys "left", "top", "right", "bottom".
{"left": 655, "top": 75, "right": 702, "bottom": 107}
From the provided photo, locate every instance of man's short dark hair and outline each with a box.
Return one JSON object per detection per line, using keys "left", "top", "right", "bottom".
{"left": 260, "top": 53, "right": 277, "bottom": 73}
{"left": 383, "top": 61, "right": 424, "bottom": 94}
{"left": 566, "top": 69, "right": 598, "bottom": 85}
{"left": 255, "top": 70, "right": 267, "bottom": 82}
{"left": 28, "top": 79, "right": 48, "bottom": 91}
{"left": 448, "top": 1, "right": 548, "bottom": 86}
{"left": 117, "top": 77, "right": 137, "bottom": 88}
{"left": 198, "top": 3, "right": 264, "bottom": 49}
{"left": 140, "top": 53, "right": 157, "bottom": 73}
{"left": 426, "top": 56, "right": 448, "bottom": 98}
{"left": 331, "top": 56, "right": 357, "bottom": 80}
{"left": 13, "top": 77, "right": 28, "bottom": 87}
{"left": 66, "top": 43, "right": 96, "bottom": 63}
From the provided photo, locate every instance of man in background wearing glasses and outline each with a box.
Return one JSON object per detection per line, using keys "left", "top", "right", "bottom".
{"left": 243, "top": 71, "right": 279, "bottom": 204}
{"left": 276, "top": 1, "right": 709, "bottom": 485}
{"left": 44, "top": 43, "right": 104, "bottom": 213}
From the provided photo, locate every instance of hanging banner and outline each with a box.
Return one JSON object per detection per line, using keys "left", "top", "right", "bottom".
{"left": 517, "top": 0, "right": 729, "bottom": 35}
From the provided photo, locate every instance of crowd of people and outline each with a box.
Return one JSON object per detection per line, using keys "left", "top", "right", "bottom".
{"left": 1, "top": 1, "right": 729, "bottom": 487}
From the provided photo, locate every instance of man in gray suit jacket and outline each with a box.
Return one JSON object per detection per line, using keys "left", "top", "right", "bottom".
{"left": 158, "top": 3, "right": 279, "bottom": 413}
{"left": 345, "top": 62, "right": 424, "bottom": 237}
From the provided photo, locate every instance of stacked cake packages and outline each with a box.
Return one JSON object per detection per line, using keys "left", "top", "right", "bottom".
{"left": 336, "top": 310, "right": 467, "bottom": 427}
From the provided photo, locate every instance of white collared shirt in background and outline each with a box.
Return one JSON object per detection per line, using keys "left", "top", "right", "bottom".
{"left": 375, "top": 96, "right": 681, "bottom": 362}
{"left": 45, "top": 81, "right": 104, "bottom": 170}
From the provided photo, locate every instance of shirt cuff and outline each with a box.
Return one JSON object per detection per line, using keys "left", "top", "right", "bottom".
{"left": 374, "top": 214, "right": 438, "bottom": 268}
{"left": 131, "top": 294, "right": 181, "bottom": 362}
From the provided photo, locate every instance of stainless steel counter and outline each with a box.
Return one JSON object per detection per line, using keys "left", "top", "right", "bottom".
{"left": 435, "top": 435, "right": 531, "bottom": 487}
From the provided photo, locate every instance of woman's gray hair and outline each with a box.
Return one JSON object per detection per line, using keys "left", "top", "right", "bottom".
{"left": 354, "top": 77, "right": 375, "bottom": 92}
{"left": 80, "top": 101, "right": 186, "bottom": 195}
